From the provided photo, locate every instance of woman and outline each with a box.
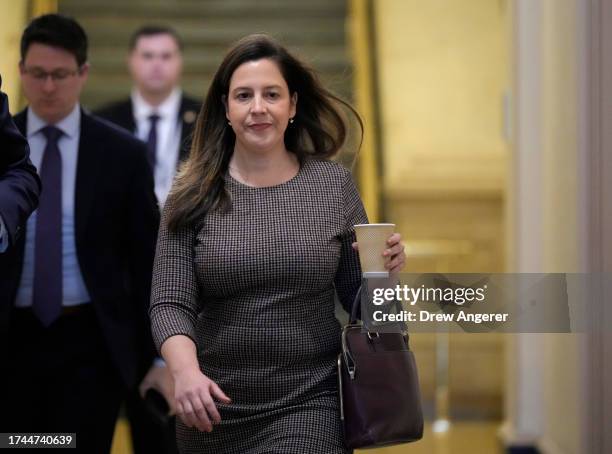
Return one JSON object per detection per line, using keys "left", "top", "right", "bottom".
{"left": 150, "top": 34, "right": 406, "bottom": 453}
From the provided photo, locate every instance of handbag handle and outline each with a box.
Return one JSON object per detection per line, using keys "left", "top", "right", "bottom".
{"left": 343, "top": 282, "right": 410, "bottom": 381}
{"left": 348, "top": 281, "right": 407, "bottom": 327}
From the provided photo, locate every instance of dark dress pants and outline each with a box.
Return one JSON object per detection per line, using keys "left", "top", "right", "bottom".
{"left": 125, "top": 387, "right": 179, "bottom": 454}
{"left": 2, "top": 305, "right": 123, "bottom": 454}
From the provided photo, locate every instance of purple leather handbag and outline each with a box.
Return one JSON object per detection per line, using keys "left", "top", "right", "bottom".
{"left": 338, "top": 288, "right": 424, "bottom": 449}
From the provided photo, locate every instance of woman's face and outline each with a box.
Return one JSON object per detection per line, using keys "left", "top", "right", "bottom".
{"left": 226, "top": 58, "right": 297, "bottom": 155}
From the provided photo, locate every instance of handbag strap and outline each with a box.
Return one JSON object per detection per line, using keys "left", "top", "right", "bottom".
{"left": 349, "top": 284, "right": 362, "bottom": 324}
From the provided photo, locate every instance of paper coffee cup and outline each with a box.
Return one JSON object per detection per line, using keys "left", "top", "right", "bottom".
{"left": 354, "top": 223, "right": 396, "bottom": 278}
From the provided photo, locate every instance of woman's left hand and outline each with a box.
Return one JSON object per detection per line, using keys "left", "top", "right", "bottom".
{"left": 352, "top": 232, "right": 406, "bottom": 273}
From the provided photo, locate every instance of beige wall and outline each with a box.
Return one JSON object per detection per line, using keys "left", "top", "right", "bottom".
{"left": 0, "top": 1, "right": 28, "bottom": 109}
{"left": 376, "top": 0, "right": 508, "bottom": 195}
{"left": 374, "top": 0, "right": 589, "bottom": 450}
{"left": 541, "top": 0, "right": 580, "bottom": 275}
{"left": 540, "top": 1, "right": 582, "bottom": 453}
{"left": 374, "top": 0, "right": 509, "bottom": 420}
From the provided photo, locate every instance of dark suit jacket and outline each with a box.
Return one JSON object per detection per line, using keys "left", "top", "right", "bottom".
{"left": 0, "top": 108, "right": 160, "bottom": 388}
{"left": 0, "top": 91, "right": 41, "bottom": 249}
{"left": 95, "top": 94, "right": 201, "bottom": 164}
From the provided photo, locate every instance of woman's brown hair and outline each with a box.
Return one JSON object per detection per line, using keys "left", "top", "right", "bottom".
{"left": 167, "top": 33, "right": 363, "bottom": 232}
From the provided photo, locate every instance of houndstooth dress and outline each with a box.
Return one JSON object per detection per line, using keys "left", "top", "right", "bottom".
{"left": 150, "top": 157, "right": 367, "bottom": 454}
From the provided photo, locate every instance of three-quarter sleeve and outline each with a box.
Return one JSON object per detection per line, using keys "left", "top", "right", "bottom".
{"left": 334, "top": 169, "right": 369, "bottom": 315}
{"left": 149, "top": 197, "right": 201, "bottom": 353}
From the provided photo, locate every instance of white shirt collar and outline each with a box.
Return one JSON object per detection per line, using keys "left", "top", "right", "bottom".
{"left": 131, "top": 88, "right": 182, "bottom": 122}
{"left": 27, "top": 103, "right": 81, "bottom": 139}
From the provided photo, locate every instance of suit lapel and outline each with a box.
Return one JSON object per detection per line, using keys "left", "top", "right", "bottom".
{"left": 74, "top": 110, "right": 102, "bottom": 244}
{"left": 14, "top": 108, "right": 101, "bottom": 239}
{"left": 122, "top": 101, "right": 136, "bottom": 133}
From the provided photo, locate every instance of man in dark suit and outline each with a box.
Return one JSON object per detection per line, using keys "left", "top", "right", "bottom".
{"left": 96, "top": 26, "right": 198, "bottom": 454}
{"left": 0, "top": 15, "right": 165, "bottom": 454}
{"left": 96, "top": 25, "right": 200, "bottom": 208}
{"left": 0, "top": 75, "right": 41, "bottom": 256}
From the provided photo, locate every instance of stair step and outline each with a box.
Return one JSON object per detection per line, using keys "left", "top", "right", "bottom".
{"left": 59, "top": 0, "right": 352, "bottom": 110}
{"left": 61, "top": 0, "right": 345, "bottom": 18}
{"left": 90, "top": 53, "right": 349, "bottom": 74}
{"left": 81, "top": 22, "right": 347, "bottom": 48}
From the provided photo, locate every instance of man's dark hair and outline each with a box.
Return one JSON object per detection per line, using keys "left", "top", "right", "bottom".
{"left": 129, "top": 25, "right": 184, "bottom": 52}
{"left": 20, "top": 14, "right": 88, "bottom": 67}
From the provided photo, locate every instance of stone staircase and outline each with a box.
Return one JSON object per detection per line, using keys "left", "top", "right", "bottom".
{"left": 58, "top": 0, "right": 351, "bottom": 110}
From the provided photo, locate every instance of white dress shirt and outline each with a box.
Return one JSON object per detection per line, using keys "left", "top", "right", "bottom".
{"left": 131, "top": 88, "right": 182, "bottom": 207}
{"left": 15, "top": 104, "right": 91, "bottom": 307}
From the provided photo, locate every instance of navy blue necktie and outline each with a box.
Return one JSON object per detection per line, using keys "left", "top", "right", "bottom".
{"left": 146, "top": 114, "right": 160, "bottom": 170}
{"left": 32, "top": 126, "right": 63, "bottom": 326}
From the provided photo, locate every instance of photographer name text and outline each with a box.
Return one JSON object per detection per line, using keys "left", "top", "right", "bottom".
{"left": 373, "top": 310, "right": 509, "bottom": 324}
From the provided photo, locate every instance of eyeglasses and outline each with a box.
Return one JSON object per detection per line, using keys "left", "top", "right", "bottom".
{"left": 22, "top": 67, "right": 82, "bottom": 82}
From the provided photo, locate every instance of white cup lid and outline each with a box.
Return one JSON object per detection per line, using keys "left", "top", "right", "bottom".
{"left": 354, "top": 223, "right": 395, "bottom": 228}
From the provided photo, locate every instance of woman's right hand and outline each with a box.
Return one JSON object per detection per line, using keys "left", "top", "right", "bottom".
{"left": 173, "top": 367, "right": 232, "bottom": 432}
